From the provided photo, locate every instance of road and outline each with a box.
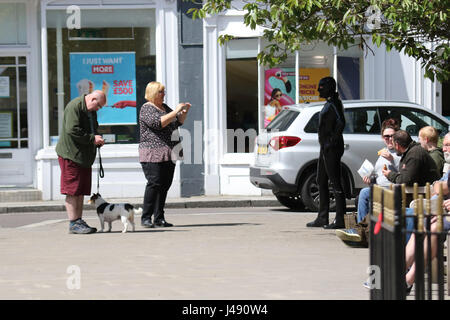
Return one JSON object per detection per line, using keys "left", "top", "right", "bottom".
{"left": 0, "top": 206, "right": 370, "bottom": 300}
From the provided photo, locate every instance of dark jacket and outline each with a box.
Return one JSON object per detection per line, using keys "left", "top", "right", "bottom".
{"left": 318, "top": 98, "right": 345, "bottom": 151}
{"left": 55, "top": 95, "right": 98, "bottom": 168}
{"left": 387, "top": 141, "right": 440, "bottom": 186}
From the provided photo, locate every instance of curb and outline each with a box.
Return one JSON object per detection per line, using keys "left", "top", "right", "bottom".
{"left": 0, "top": 199, "right": 281, "bottom": 214}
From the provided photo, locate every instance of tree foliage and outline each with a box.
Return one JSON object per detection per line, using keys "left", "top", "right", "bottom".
{"left": 188, "top": 0, "right": 450, "bottom": 82}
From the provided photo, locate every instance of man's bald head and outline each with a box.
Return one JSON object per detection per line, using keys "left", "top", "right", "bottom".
{"left": 91, "top": 90, "right": 106, "bottom": 104}
{"left": 85, "top": 90, "right": 106, "bottom": 112}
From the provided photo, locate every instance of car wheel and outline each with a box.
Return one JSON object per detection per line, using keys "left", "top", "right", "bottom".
{"left": 300, "top": 171, "right": 336, "bottom": 212}
{"left": 274, "top": 193, "right": 305, "bottom": 211}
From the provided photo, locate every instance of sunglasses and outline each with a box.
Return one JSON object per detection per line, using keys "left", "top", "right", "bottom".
{"left": 383, "top": 134, "right": 394, "bottom": 139}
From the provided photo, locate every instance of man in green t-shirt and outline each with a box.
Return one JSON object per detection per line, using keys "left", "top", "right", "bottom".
{"left": 56, "top": 90, "right": 106, "bottom": 234}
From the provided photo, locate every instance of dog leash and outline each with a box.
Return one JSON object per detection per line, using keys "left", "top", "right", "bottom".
{"left": 96, "top": 146, "right": 104, "bottom": 194}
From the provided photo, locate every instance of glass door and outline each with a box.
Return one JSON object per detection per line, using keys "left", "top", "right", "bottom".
{"left": 0, "top": 55, "right": 31, "bottom": 186}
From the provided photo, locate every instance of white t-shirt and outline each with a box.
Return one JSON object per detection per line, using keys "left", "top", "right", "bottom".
{"left": 374, "top": 148, "right": 401, "bottom": 186}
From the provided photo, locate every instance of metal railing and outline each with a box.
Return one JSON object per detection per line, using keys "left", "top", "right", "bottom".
{"left": 369, "top": 183, "right": 448, "bottom": 300}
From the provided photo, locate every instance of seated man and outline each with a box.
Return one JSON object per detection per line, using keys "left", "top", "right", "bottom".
{"left": 404, "top": 132, "right": 450, "bottom": 294}
{"left": 383, "top": 129, "right": 440, "bottom": 186}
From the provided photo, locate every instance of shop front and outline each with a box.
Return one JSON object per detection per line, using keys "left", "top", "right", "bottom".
{"left": 35, "top": 0, "right": 181, "bottom": 200}
{"left": 0, "top": 0, "right": 181, "bottom": 200}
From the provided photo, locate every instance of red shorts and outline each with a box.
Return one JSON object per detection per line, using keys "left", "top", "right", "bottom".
{"left": 58, "top": 156, "right": 92, "bottom": 196}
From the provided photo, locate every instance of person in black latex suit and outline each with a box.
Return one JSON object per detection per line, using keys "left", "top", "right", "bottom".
{"left": 306, "top": 77, "right": 346, "bottom": 229}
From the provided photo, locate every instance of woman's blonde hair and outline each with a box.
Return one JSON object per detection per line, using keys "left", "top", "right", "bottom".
{"left": 145, "top": 81, "right": 165, "bottom": 102}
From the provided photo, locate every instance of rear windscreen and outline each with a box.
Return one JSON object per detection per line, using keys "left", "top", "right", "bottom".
{"left": 266, "top": 110, "right": 299, "bottom": 132}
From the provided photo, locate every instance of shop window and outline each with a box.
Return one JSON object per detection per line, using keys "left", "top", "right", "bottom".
{"left": 262, "top": 40, "right": 363, "bottom": 126}
{"left": 46, "top": 8, "right": 156, "bottom": 145}
{"left": 338, "top": 56, "right": 360, "bottom": 100}
{"left": 226, "top": 38, "right": 258, "bottom": 153}
{"left": 0, "top": 3, "right": 27, "bottom": 45}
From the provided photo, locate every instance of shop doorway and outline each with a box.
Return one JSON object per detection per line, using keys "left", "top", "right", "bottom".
{"left": 0, "top": 55, "right": 32, "bottom": 185}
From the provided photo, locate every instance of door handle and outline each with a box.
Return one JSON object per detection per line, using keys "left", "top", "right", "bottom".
{"left": 344, "top": 144, "right": 349, "bottom": 150}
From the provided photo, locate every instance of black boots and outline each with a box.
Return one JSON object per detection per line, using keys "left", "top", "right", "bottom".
{"left": 323, "top": 219, "right": 345, "bottom": 229}
{"left": 306, "top": 218, "right": 345, "bottom": 229}
{"left": 306, "top": 218, "right": 328, "bottom": 228}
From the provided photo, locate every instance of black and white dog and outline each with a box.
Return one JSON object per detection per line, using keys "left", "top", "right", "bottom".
{"left": 88, "top": 193, "right": 142, "bottom": 233}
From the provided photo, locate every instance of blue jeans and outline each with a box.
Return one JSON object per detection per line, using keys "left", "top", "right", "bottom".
{"left": 358, "top": 187, "right": 415, "bottom": 243}
{"left": 405, "top": 208, "right": 415, "bottom": 243}
{"left": 357, "top": 187, "right": 371, "bottom": 223}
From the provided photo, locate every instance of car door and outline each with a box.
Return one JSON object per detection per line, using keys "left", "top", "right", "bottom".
{"left": 341, "top": 107, "right": 385, "bottom": 189}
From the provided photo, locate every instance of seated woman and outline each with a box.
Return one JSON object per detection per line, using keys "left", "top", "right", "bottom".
{"left": 358, "top": 118, "right": 401, "bottom": 222}
{"left": 335, "top": 118, "right": 401, "bottom": 246}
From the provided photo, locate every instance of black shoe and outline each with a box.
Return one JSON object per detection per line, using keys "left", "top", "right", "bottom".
{"left": 306, "top": 219, "right": 328, "bottom": 228}
{"left": 154, "top": 220, "right": 173, "bottom": 227}
{"left": 323, "top": 221, "right": 345, "bottom": 229}
{"left": 406, "top": 283, "right": 413, "bottom": 296}
{"left": 141, "top": 220, "right": 154, "bottom": 228}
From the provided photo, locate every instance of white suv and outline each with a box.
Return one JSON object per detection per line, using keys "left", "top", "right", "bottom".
{"left": 250, "top": 100, "right": 450, "bottom": 211}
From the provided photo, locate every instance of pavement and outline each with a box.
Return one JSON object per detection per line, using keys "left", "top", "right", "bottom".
{"left": 0, "top": 194, "right": 373, "bottom": 300}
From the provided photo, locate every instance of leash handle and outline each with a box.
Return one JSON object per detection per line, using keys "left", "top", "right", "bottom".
{"left": 97, "top": 146, "right": 104, "bottom": 194}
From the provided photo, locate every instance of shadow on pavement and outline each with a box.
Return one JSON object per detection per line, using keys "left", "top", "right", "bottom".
{"left": 95, "top": 229, "right": 187, "bottom": 234}
{"left": 174, "top": 223, "right": 260, "bottom": 228}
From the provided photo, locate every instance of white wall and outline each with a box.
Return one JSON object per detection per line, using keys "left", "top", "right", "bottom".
{"left": 363, "top": 43, "right": 438, "bottom": 111}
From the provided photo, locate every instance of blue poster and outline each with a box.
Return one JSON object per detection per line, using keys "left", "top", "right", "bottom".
{"left": 70, "top": 52, "right": 137, "bottom": 125}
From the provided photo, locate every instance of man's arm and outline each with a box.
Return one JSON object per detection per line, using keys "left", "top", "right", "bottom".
{"left": 387, "top": 157, "right": 421, "bottom": 185}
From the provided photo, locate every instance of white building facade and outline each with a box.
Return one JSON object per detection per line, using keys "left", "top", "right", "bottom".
{"left": 0, "top": 0, "right": 447, "bottom": 200}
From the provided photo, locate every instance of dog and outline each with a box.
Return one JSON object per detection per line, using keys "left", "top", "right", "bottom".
{"left": 88, "top": 193, "right": 142, "bottom": 233}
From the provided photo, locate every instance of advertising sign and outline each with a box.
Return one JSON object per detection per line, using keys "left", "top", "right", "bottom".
{"left": 264, "top": 68, "right": 296, "bottom": 127}
{"left": 70, "top": 52, "right": 137, "bottom": 125}
{"left": 298, "top": 68, "right": 330, "bottom": 103}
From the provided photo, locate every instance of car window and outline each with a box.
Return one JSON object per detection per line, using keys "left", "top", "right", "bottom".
{"left": 344, "top": 108, "right": 380, "bottom": 134}
{"left": 266, "top": 109, "right": 299, "bottom": 132}
{"left": 303, "top": 108, "right": 381, "bottom": 134}
{"left": 304, "top": 112, "right": 319, "bottom": 133}
{"left": 379, "top": 107, "right": 449, "bottom": 137}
